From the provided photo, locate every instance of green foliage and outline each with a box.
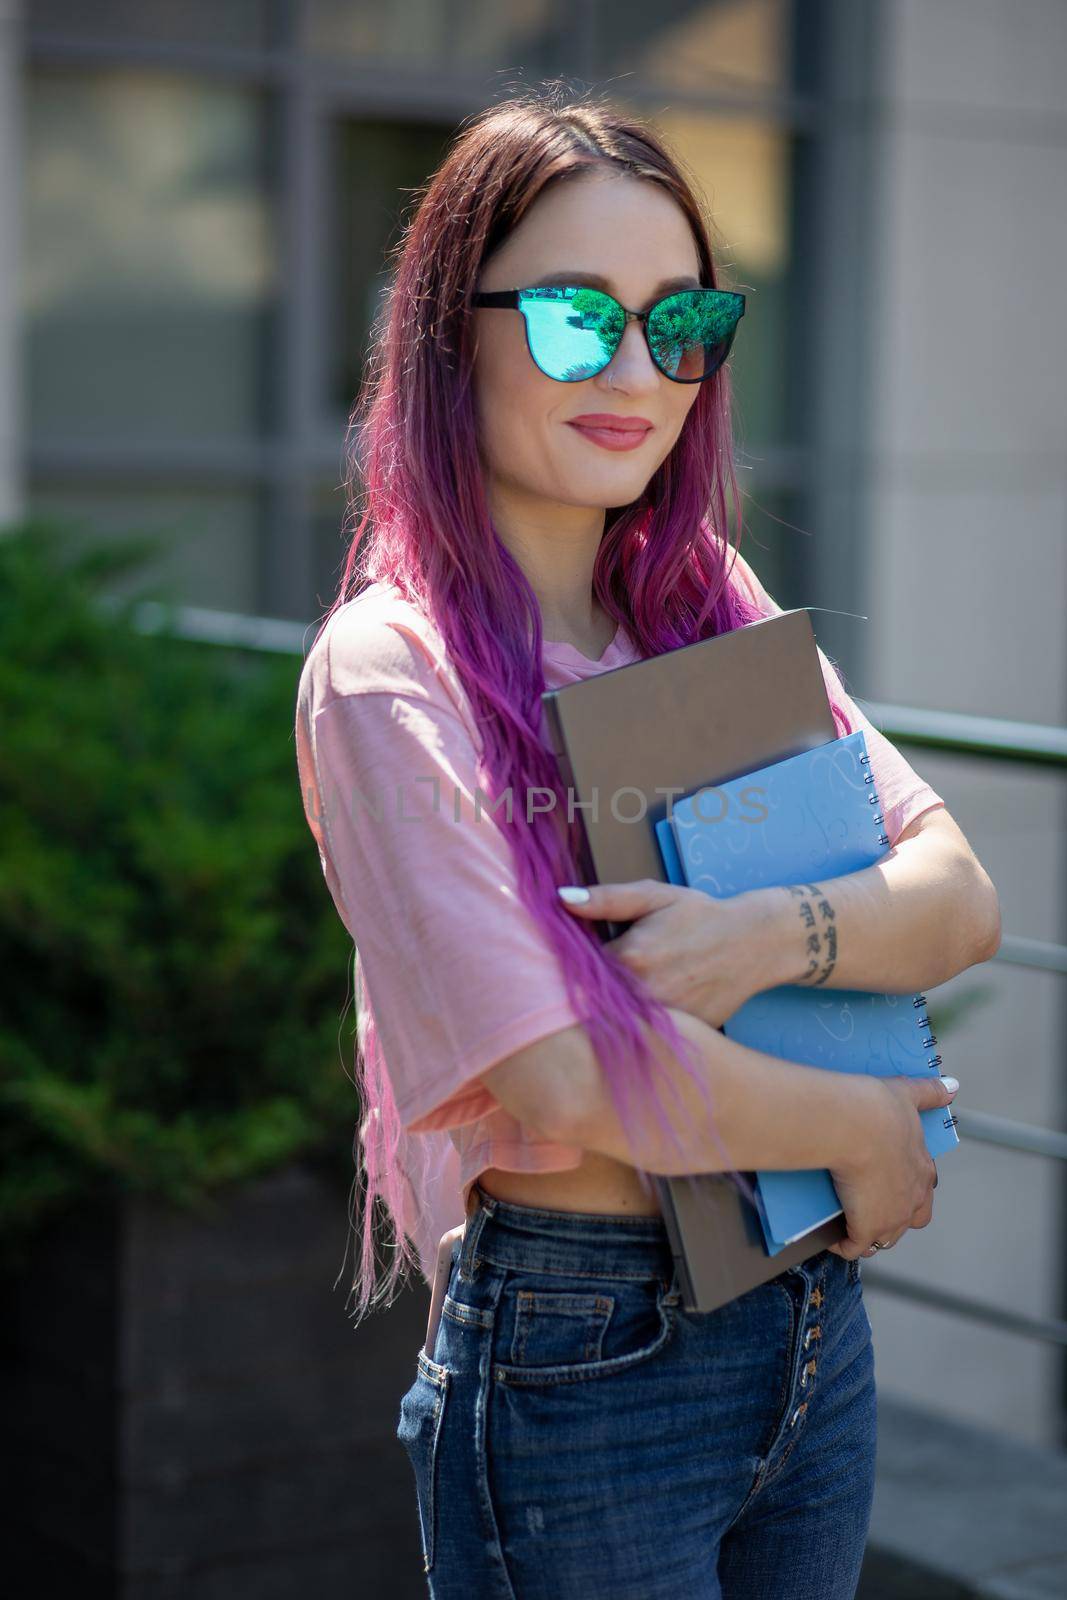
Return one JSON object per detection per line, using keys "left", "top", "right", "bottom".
{"left": 0, "top": 518, "right": 358, "bottom": 1264}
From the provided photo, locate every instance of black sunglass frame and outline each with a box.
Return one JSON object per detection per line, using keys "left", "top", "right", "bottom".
{"left": 470, "top": 285, "right": 746, "bottom": 384}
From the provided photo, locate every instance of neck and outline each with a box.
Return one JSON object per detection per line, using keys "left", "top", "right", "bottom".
{"left": 487, "top": 483, "right": 612, "bottom": 651}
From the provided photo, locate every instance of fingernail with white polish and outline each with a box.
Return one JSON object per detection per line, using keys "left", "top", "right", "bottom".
{"left": 941, "top": 1075, "right": 960, "bottom": 1093}
{"left": 558, "top": 886, "right": 591, "bottom": 904}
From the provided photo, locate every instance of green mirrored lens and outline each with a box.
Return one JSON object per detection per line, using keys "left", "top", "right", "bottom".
{"left": 646, "top": 290, "right": 742, "bottom": 381}
{"left": 518, "top": 287, "right": 622, "bottom": 381}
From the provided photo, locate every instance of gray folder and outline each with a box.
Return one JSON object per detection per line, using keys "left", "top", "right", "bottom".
{"left": 541, "top": 607, "right": 848, "bottom": 1311}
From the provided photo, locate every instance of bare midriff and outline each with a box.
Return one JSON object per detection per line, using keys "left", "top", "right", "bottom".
{"left": 477, "top": 1149, "right": 664, "bottom": 1217}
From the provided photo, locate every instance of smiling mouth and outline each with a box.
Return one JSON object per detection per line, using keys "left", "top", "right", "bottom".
{"left": 566, "top": 419, "right": 654, "bottom": 451}
{"left": 567, "top": 416, "right": 653, "bottom": 433}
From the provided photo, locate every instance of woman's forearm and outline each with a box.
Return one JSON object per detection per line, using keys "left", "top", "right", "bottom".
{"left": 748, "top": 820, "right": 1001, "bottom": 996}
{"left": 566, "top": 1004, "right": 877, "bottom": 1177}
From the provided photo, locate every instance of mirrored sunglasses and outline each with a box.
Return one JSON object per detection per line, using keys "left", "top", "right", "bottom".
{"left": 471, "top": 284, "right": 746, "bottom": 384}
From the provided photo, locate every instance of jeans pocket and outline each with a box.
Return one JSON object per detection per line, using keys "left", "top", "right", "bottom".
{"left": 493, "top": 1273, "right": 675, "bottom": 1387}
{"left": 396, "top": 1349, "right": 451, "bottom": 1574}
{"left": 511, "top": 1288, "right": 615, "bottom": 1366}
{"left": 847, "top": 1256, "right": 863, "bottom": 1287}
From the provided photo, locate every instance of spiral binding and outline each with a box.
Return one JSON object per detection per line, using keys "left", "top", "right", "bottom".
{"left": 861, "top": 745, "right": 956, "bottom": 1132}
{"left": 859, "top": 748, "right": 890, "bottom": 847}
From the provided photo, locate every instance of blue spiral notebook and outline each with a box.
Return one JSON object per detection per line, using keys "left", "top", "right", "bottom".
{"left": 654, "top": 730, "right": 957, "bottom": 1255}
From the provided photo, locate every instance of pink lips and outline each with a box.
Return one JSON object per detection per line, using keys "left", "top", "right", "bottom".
{"left": 566, "top": 414, "right": 654, "bottom": 453}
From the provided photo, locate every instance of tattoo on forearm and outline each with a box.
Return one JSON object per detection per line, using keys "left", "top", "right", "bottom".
{"left": 786, "top": 882, "right": 837, "bottom": 986}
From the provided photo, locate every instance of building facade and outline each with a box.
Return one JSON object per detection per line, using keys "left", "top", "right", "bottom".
{"left": 3, "top": 0, "right": 1064, "bottom": 1448}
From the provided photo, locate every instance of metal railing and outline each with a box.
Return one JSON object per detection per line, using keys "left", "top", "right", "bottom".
{"left": 836, "top": 696, "right": 1067, "bottom": 1347}
{"left": 134, "top": 601, "right": 1067, "bottom": 1348}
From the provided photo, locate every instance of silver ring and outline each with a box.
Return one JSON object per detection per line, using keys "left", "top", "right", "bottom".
{"left": 871, "top": 1240, "right": 888, "bottom": 1250}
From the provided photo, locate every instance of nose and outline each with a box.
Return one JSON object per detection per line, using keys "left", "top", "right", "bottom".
{"left": 600, "top": 317, "right": 660, "bottom": 390}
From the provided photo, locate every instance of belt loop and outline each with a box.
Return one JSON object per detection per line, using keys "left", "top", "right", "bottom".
{"left": 457, "top": 1183, "right": 493, "bottom": 1282}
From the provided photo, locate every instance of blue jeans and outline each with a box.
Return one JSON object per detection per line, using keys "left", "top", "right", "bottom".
{"left": 397, "top": 1181, "right": 876, "bottom": 1598}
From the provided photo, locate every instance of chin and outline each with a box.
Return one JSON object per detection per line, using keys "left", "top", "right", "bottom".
{"left": 557, "top": 475, "right": 647, "bottom": 509}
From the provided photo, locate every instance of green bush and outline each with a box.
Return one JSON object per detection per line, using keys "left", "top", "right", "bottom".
{"left": 0, "top": 518, "right": 357, "bottom": 1265}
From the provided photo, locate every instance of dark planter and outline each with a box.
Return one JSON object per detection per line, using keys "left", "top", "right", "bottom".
{"left": 3, "top": 1161, "right": 431, "bottom": 1598}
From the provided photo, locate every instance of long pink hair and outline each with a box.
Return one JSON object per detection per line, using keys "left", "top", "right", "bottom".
{"left": 312, "top": 85, "right": 853, "bottom": 1320}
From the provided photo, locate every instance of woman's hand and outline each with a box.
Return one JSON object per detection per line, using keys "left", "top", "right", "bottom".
{"left": 827, "top": 1074, "right": 958, "bottom": 1259}
{"left": 557, "top": 879, "right": 777, "bottom": 1030}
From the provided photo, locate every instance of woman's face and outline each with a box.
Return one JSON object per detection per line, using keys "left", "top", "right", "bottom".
{"left": 472, "top": 172, "right": 705, "bottom": 520}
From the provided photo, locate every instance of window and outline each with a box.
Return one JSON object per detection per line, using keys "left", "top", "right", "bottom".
{"left": 25, "top": 70, "right": 274, "bottom": 444}
{"left": 23, "top": 1, "right": 816, "bottom": 620}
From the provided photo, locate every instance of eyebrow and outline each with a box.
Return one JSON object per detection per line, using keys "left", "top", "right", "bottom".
{"left": 530, "top": 270, "right": 703, "bottom": 298}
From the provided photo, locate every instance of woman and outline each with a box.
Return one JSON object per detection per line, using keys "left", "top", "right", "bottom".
{"left": 295, "top": 89, "right": 1000, "bottom": 1598}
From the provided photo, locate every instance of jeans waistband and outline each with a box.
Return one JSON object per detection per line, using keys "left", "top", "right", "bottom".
{"left": 462, "top": 1180, "right": 676, "bottom": 1283}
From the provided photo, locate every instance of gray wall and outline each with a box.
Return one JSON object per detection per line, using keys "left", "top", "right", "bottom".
{"left": 0, "top": 0, "right": 22, "bottom": 527}
{"left": 858, "top": 0, "right": 1067, "bottom": 1449}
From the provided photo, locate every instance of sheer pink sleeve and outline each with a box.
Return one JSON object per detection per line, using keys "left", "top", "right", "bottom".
{"left": 295, "top": 605, "right": 582, "bottom": 1135}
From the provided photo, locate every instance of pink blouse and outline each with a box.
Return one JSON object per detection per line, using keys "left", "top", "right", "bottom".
{"left": 294, "top": 552, "right": 945, "bottom": 1284}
